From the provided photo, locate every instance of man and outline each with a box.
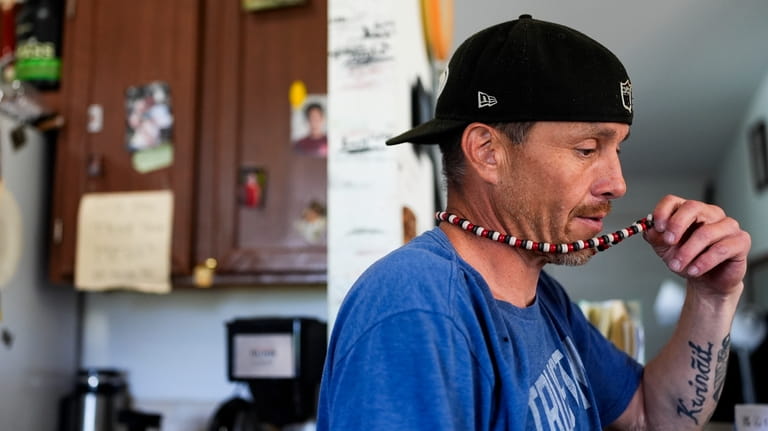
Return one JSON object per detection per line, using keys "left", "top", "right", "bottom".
{"left": 317, "top": 15, "right": 750, "bottom": 430}
{"left": 294, "top": 102, "right": 328, "bottom": 157}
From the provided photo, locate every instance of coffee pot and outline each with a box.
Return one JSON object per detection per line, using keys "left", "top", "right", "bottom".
{"left": 59, "top": 368, "right": 161, "bottom": 431}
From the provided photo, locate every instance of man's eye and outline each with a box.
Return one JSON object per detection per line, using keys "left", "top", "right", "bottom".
{"left": 577, "top": 148, "right": 596, "bottom": 156}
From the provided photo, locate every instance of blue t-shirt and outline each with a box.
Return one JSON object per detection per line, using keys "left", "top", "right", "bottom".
{"left": 317, "top": 228, "right": 642, "bottom": 430}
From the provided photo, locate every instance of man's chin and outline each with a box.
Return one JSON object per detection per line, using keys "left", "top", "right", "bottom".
{"left": 545, "top": 248, "right": 595, "bottom": 266}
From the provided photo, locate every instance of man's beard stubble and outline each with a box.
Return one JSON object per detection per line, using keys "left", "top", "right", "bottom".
{"left": 540, "top": 201, "right": 613, "bottom": 266}
{"left": 543, "top": 248, "right": 596, "bottom": 266}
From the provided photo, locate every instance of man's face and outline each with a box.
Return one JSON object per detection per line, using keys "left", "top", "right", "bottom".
{"left": 307, "top": 107, "right": 325, "bottom": 136}
{"left": 493, "top": 121, "right": 629, "bottom": 265}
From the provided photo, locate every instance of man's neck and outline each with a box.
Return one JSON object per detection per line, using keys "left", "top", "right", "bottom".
{"left": 440, "top": 221, "right": 543, "bottom": 308}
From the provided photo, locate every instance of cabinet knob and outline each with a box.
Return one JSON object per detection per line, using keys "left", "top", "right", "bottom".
{"left": 193, "top": 258, "right": 218, "bottom": 288}
{"left": 52, "top": 218, "right": 63, "bottom": 245}
{"left": 86, "top": 153, "right": 103, "bottom": 177}
{"left": 86, "top": 104, "right": 103, "bottom": 133}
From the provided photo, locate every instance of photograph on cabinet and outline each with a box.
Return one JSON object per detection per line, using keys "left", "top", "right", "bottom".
{"left": 125, "top": 81, "right": 174, "bottom": 173}
{"left": 238, "top": 166, "right": 268, "bottom": 210}
{"left": 291, "top": 95, "right": 328, "bottom": 158}
{"left": 294, "top": 200, "right": 326, "bottom": 245}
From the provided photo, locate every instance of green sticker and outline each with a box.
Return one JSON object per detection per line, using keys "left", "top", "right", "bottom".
{"left": 132, "top": 143, "right": 173, "bottom": 173}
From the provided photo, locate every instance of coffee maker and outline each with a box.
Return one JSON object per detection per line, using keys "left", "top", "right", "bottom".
{"left": 209, "top": 317, "right": 327, "bottom": 431}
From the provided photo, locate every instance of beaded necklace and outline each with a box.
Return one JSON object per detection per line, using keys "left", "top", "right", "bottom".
{"left": 435, "top": 211, "right": 654, "bottom": 253}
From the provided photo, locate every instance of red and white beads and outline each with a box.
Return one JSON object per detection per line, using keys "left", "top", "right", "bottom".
{"left": 435, "top": 211, "right": 654, "bottom": 253}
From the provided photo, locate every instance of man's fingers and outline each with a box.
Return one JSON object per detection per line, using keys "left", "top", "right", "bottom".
{"left": 674, "top": 226, "right": 749, "bottom": 277}
{"left": 662, "top": 218, "right": 741, "bottom": 273}
{"left": 652, "top": 195, "right": 725, "bottom": 246}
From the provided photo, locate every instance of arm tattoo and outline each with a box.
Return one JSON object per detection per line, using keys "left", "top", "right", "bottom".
{"left": 676, "top": 341, "right": 713, "bottom": 425}
{"left": 712, "top": 334, "right": 731, "bottom": 402}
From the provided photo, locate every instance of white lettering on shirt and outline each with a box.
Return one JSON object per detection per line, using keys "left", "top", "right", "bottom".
{"left": 528, "top": 337, "right": 591, "bottom": 431}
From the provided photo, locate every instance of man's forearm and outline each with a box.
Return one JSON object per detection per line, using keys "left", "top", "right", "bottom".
{"left": 643, "top": 283, "right": 742, "bottom": 430}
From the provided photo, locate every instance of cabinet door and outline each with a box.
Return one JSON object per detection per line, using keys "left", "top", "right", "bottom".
{"left": 49, "top": 0, "right": 201, "bottom": 282}
{"left": 196, "top": 0, "right": 328, "bottom": 284}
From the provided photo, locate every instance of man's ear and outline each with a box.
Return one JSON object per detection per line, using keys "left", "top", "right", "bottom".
{"left": 461, "top": 122, "right": 502, "bottom": 184}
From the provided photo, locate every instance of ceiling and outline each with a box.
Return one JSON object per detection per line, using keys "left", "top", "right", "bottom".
{"left": 452, "top": 1, "right": 768, "bottom": 181}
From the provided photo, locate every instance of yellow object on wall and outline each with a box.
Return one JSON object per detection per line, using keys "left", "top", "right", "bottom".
{"left": 421, "top": 0, "right": 454, "bottom": 62}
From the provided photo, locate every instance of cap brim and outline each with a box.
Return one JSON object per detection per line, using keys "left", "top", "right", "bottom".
{"left": 386, "top": 118, "right": 469, "bottom": 145}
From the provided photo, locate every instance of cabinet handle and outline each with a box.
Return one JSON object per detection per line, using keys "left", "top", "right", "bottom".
{"left": 194, "top": 258, "right": 218, "bottom": 288}
{"left": 86, "top": 153, "right": 103, "bottom": 177}
{"left": 52, "top": 218, "right": 63, "bottom": 245}
{"left": 86, "top": 104, "right": 103, "bottom": 133}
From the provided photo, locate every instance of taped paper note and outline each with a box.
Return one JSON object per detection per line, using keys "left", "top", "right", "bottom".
{"left": 75, "top": 190, "right": 173, "bottom": 293}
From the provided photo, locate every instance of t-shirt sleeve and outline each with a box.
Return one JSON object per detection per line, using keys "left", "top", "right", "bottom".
{"left": 567, "top": 299, "right": 644, "bottom": 425}
{"left": 317, "top": 310, "right": 493, "bottom": 431}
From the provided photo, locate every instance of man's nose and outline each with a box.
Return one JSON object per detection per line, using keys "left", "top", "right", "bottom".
{"left": 594, "top": 154, "right": 626, "bottom": 199}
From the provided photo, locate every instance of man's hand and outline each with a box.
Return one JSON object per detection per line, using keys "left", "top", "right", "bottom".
{"left": 610, "top": 195, "right": 752, "bottom": 431}
{"left": 643, "top": 194, "right": 751, "bottom": 297}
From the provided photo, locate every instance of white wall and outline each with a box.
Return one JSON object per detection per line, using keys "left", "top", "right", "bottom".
{"left": 713, "top": 70, "right": 768, "bottom": 259}
{"left": 713, "top": 68, "right": 768, "bottom": 307}
{"left": 0, "top": 117, "right": 79, "bottom": 430}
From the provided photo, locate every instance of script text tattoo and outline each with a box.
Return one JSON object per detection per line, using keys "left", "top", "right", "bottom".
{"left": 676, "top": 341, "right": 714, "bottom": 425}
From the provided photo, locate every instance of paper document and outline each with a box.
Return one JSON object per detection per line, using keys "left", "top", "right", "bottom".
{"left": 75, "top": 190, "right": 174, "bottom": 293}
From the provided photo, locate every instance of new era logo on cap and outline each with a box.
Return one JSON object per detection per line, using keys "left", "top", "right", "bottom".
{"left": 478, "top": 91, "right": 497, "bottom": 108}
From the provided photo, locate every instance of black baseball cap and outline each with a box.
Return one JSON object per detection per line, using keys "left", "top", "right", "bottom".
{"left": 386, "top": 14, "right": 633, "bottom": 146}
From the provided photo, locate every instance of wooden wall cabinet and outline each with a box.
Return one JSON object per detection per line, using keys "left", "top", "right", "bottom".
{"left": 195, "top": 0, "right": 328, "bottom": 285}
{"left": 49, "top": 0, "right": 328, "bottom": 285}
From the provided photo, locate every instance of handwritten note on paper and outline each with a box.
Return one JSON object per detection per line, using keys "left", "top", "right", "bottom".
{"left": 75, "top": 190, "right": 174, "bottom": 293}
